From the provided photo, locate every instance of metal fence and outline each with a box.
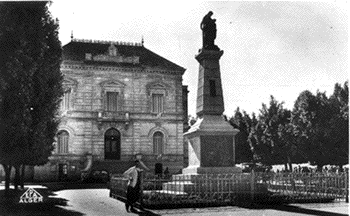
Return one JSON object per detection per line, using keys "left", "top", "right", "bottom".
{"left": 109, "top": 172, "right": 349, "bottom": 208}
{"left": 258, "top": 172, "right": 349, "bottom": 202}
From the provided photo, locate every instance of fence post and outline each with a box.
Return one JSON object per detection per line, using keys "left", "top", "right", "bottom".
{"left": 345, "top": 172, "right": 349, "bottom": 203}
{"left": 250, "top": 170, "right": 255, "bottom": 202}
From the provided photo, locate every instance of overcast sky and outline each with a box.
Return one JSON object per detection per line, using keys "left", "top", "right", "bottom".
{"left": 49, "top": 1, "right": 348, "bottom": 117}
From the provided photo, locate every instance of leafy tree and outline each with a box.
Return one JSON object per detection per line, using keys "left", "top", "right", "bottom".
{"left": 228, "top": 107, "right": 254, "bottom": 163}
{"left": 0, "top": 1, "right": 63, "bottom": 194}
{"left": 328, "top": 81, "right": 348, "bottom": 166}
{"left": 248, "top": 113, "right": 271, "bottom": 165}
{"left": 249, "top": 96, "right": 296, "bottom": 170}
{"left": 292, "top": 84, "right": 348, "bottom": 170}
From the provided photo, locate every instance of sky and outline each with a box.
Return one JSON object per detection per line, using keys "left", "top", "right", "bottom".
{"left": 49, "top": 1, "right": 348, "bottom": 117}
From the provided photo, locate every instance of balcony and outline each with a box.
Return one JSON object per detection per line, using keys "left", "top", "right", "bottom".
{"left": 97, "top": 111, "right": 130, "bottom": 130}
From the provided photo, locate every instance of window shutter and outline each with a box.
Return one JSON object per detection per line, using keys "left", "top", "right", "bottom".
{"left": 152, "top": 94, "right": 164, "bottom": 113}
{"left": 106, "top": 92, "right": 118, "bottom": 111}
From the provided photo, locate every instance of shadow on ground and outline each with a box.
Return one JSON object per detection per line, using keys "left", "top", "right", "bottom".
{"left": 141, "top": 198, "right": 347, "bottom": 216}
{"left": 0, "top": 187, "right": 85, "bottom": 216}
{"left": 267, "top": 204, "right": 348, "bottom": 216}
{"left": 41, "top": 181, "right": 108, "bottom": 191}
{"left": 112, "top": 196, "right": 161, "bottom": 216}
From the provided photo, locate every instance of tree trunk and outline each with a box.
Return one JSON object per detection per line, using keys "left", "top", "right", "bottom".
{"left": 287, "top": 156, "right": 293, "bottom": 172}
{"left": 14, "top": 165, "right": 20, "bottom": 191}
{"left": 284, "top": 163, "right": 288, "bottom": 172}
{"left": 20, "top": 164, "right": 25, "bottom": 190}
{"left": 2, "top": 164, "right": 12, "bottom": 196}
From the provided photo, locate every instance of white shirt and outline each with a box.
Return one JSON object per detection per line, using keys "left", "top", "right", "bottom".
{"left": 123, "top": 166, "right": 142, "bottom": 188}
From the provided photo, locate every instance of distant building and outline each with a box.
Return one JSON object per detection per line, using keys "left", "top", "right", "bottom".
{"left": 33, "top": 38, "right": 188, "bottom": 181}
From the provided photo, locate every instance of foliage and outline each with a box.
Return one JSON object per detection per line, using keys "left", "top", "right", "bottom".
{"left": 328, "top": 82, "right": 348, "bottom": 165}
{"left": 250, "top": 96, "right": 297, "bottom": 167}
{"left": 228, "top": 107, "right": 254, "bottom": 163}
{"left": 292, "top": 82, "right": 349, "bottom": 167}
{"left": 0, "top": 1, "right": 63, "bottom": 190}
{"left": 229, "top": 81, "right": 348, "bottom": 169}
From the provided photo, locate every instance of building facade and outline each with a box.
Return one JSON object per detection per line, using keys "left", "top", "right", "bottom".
{"left": 33, "top": 38, "right": 187, "bottom": 181}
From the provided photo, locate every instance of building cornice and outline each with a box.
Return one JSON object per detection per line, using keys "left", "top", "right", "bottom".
{"left": 61, "top": 62, "right": 184, "bottom": 76}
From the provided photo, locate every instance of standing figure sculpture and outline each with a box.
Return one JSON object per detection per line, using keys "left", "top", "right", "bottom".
{"left": 200, "top": 11, "right": 219, "bottom": 50}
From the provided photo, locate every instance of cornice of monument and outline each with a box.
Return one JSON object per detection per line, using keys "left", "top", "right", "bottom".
{"left": 195, "top": 49, "right": 224, "bottom": 62}
{"left": 184, "top": 115, "right": 239, "bottom": 137}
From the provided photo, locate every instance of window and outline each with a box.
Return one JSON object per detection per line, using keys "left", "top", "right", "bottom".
{"left": 209, "top": 80, "right": 216, "bottom": 97}
{"left": 100, "top": 80, "right": 126, "bottom": 113}
{"left": 61, "top": 90, "right": 71, "bottom": 110}
{"left": 57, "top": 130, "right": 69, "bottom": 154}
{"left": 146, "top": 82, "right": 168, "bottom": 114}
{"left": 153, "top": 131, "right": 164, "bottom": 155}
{"left": 106, "top": 92, "right": 118, "bottom": 111}
{"left": 152, "top": 94, "right": 164, "bottom": 113}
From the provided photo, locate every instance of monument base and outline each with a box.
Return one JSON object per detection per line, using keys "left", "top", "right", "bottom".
{"left": 182, "top": 115, "right": 242, "bottom": 175}
{"left": 182, "top": 166, "right": 242, "bottom": 175}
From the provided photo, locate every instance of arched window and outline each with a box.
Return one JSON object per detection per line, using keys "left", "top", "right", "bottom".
{"left": 57, "top": 130, "right": 69, "bottom": 154}
{"left": 153, "top": 131, "right": 164, "bottom": 155}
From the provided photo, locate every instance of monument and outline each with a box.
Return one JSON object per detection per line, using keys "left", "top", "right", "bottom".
{"left": 182, "top": 11, "right": 241, "bottom": 174}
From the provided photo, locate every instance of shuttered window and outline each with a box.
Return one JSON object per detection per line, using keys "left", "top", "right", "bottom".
{"left": 57, "top": 131, "right": 69, "bottom": 154}
{"left": 106, "top": 92, "right": 118, "bottom": 111}
{"left": 152, "top": 94, "right": 164, "bottom": 113}
{"left": 61, "top": 91, "right": 71, "bottom": 110}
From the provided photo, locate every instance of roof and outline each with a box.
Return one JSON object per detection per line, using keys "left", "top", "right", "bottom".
{"left": 62, "top": 39, "right": 185, "bottom": 72}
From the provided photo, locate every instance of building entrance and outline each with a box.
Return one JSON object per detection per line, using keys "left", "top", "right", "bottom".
{"left": 105, "top": 128, "right": 121, "bottom": 160}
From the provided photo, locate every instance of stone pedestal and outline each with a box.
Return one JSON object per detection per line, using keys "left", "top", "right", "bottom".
{"left": 182, "top": 115, "right": 241, "bottom": 174}
{"left": 183, "top": 49, "right": 241, "bottom": 174}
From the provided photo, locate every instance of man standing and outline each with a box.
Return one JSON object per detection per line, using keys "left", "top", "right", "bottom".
{"left": 123, "top": 160, "right": 150, "bottom": 212}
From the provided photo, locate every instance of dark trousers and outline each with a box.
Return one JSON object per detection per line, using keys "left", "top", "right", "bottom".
{"left": 125, "top": 185, "right": 140, "bottom": 209}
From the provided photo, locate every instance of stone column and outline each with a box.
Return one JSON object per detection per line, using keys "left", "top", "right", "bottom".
{"left": 182, "top": 49, "right": 241, "bottom": 174}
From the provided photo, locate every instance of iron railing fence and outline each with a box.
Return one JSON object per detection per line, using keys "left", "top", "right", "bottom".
{"left": 109, "top": 172, "right": 349, "bottom": 208}
{"left": 256, "top": 172, "right": 349, "bottom": 202}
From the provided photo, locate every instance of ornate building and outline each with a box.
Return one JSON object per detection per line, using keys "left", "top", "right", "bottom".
{"left": 33, "top": 38, "right": 187, "bottom": 181}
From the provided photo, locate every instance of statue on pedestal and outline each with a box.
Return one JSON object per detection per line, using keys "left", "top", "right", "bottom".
{"left": 200, "top": 11, "right": 219, "bottom": 51}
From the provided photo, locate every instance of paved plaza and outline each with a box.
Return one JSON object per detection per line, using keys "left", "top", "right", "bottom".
{"left": 0, "top": 184, "right": 348, "bottom": 216}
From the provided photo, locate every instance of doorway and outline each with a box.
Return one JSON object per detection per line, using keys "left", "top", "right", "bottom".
{"left": 104, "top": 128, "right": 121, "bottom": 160}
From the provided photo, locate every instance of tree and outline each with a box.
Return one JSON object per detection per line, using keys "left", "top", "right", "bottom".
{"left": 0, "top": 2, "right": 63, "bottom": 194}
{"left": 249, "top": 96, "right": 296, "bottom": 170}
{"left": 228, "top": 107, "right": 254, "bottom": 163}
{"left": 292, "top": 84, "right": 348, "bottom": 170}
{"left": 328, "top": 81, "right": 348, "bottom": 167}
{"left": 248, "top": 113, "right": 271, "bottom": 165}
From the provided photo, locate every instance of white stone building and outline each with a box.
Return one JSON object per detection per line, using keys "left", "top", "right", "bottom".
{"left": 32, "top": 38, "right": 188, "bottom": 181}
